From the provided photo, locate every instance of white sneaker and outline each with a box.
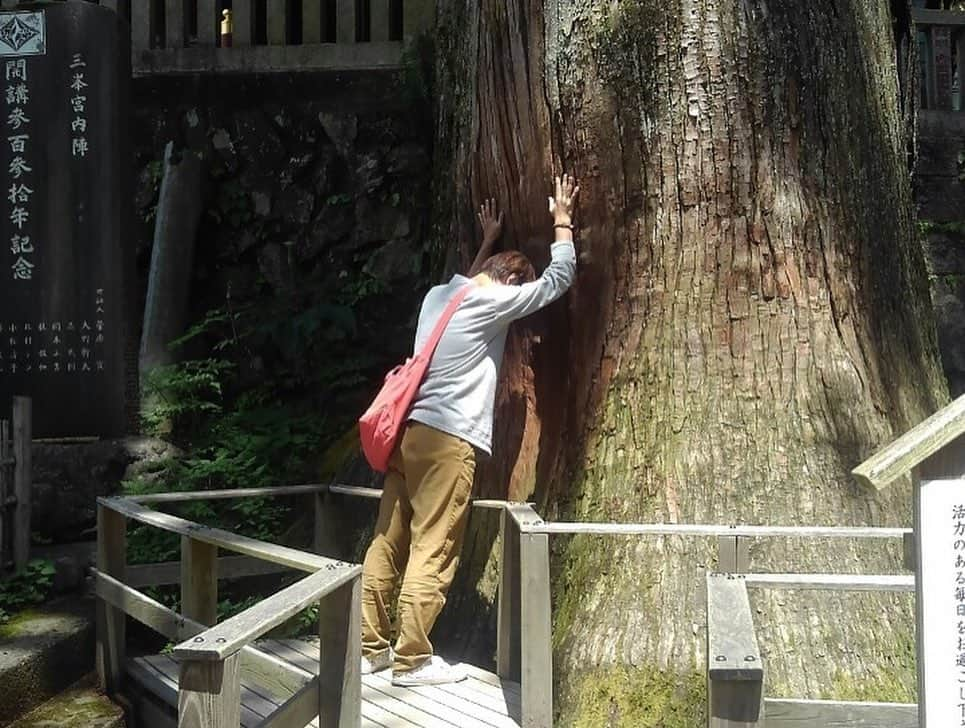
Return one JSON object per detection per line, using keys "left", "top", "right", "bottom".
{"left": 361, "top": 648, "right": 393, "bottom": 675}
{"left": 392, "top": 655, "right": 467, "bottom": 686}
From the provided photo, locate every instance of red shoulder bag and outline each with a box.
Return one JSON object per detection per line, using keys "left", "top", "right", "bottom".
{"left": 358, "top": 285, "right": 472, "bottom": 472}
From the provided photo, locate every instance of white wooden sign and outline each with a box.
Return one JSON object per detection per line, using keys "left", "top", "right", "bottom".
{"left": 918, "top": 477, "right": 965, "bottom": 727}
{"left": 0, "top": 12, "right": 45, "bottom": 58}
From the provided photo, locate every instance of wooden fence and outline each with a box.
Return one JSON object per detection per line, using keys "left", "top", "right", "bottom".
{"left": 0, "top": 0, "right": 433, "bottom": 74}
{"left": 95, "top": 487, "right": 363, "bottom": 728}
{"left": 96, "top": 389, "right": 965, "bottom": 726}
{"left": 706, "top": 573, "right": 917, "bottom": 728}
{"left": 0, "top": 396, "right": 32, "bottom": 574}
{"left": 913, "top": 7, "right": 965, "bottom": 111}
{"left": 98, "top": 483, "right": 921, "bottom": 727}
{"left": 190, "top": 483, "right": 915, "bottom": 728}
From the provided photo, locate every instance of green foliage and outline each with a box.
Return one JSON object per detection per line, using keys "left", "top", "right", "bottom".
{"left": 126, "top": 526, "right": 180, "bottom": 567}
{"left": 919, "top": 219, "right": 965, "bottom": 236}
{"left": 218, "top": 595, "right": 261, "bottom": 621}
{"left": 141, "top": 160, "right": 164, "bottom": 224}
{"left": 564, "top": 665, "right": 704, "bottom": 727}
{"left": 141, "top": 358, "right": 233, "bottom": 434}
{"left": 208, "top": 179, "right": 253, "bottom": 228}
{"left": 0, "top": 559, "right": 56, "bottom": 623}
{"left": 131, "top": 271, "right": 383, "bottom": 566}
{"left": 325, "top": 193, "right": 352, "bottom": 206}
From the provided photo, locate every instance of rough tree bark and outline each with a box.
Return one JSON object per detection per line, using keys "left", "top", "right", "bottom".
{"left": 429, "top": 1, "right": 946, "bottom": 724}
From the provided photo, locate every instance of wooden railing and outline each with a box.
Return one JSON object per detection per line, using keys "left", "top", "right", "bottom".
{"left": 94, "top": 489, "right": 362, "bottom": 728}
{"left": 100, "top": 461, "right": 935, "bottom": 728}
{"left": 8, "top": 0, "right": 434, "bottom": 74}
{"left": 706, "top": 573, "right": 917, "bottom": 728}
{"left": 0, "top": 396, "right": 31, "bottom": 573}
{"left": 494, "top": 507, "right": 912, "bottom": 728}
{"left": 912, "top": 7, "right": 965, "bottom": 111}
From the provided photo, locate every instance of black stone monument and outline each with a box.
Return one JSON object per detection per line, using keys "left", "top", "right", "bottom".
{"left": 0, "top": 3, "right": 132, "bottom": 437}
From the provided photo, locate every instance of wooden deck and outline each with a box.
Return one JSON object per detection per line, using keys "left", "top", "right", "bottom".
{"left": 127, "top": 637, "right": 522, "bottom": 727}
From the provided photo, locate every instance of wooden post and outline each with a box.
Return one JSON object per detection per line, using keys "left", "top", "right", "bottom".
{"left": 131, "top": 0, "right": 155, "bottom": 52}
{"left": 370, "top": 0, "right": 390, "bottom": 41}
{"left": 520, "top": 531, "right": 552, "bottom": 728}
{"left": 717, "top": 534, "right": 750, "bottom": 573}
{"left": 932, "top": 25, "right": 953, "bottom": 110}
{"left": 96, "top": 503, "right": 127, "bottom": 694}
{"left": 178, "top": 653, "right": 241, "bottom": 728}
{"left": 318, "top": 575, "right": 361, "bottom": 727}
{"left": 497, "top": 506, "right": 522, "bottom": 680}
{"left": 181, "top": 537, "right": 218, "bottom": 626}
{"left": 958, "top": 30, "right": 965, "bottom": 111}
{"left": 402, "top": 0, "right": 432, "bottom": 42}
{"left": 336, "top": 0, "right": 356, "bottom": 43}
{"left": 0, "top": 419, "right": 8, "bottom": 572}
{"left": 232, "top": 0, "right": 254, "bottom": 46}
{"left": 267, "top": 0, "right": 289, "bottom": 45}
{"left": 314, "top": 490, "right": 344, "bottom": 559}
{"left": 12, "top": 396, "right": 31, "bottom": 570}
{"left": 302, "top": 0, "right": 323, "bottom": 43}
{"left": 196, "top": 0, "right": 219, "bottom": 46}
{"left": 902, "top": 531, "right": 916, "bottom": 572}
{"left": 706, "top": 573, "right": 763, "bottom": 728}
{"left": 165, "top": 0, "right": 187, "bottom": 48}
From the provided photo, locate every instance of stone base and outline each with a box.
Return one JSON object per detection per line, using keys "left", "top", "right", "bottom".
{"left": 5, "top": 673, "right": 124, "bottom": 728}
{"left": 0, "top": 597, "right": 96, "bottom": 725}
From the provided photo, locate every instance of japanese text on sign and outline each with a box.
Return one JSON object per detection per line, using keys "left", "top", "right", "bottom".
{"left": 69, "top": 53, "right": 87, "bottom": 158}
{"left": 0, "top": 289, "right": 107, "bottom": 375}
{"left": 5, "top": 56, "right": 31, "bottom": 282}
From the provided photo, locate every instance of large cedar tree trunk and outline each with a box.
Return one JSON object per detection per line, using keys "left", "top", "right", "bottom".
{"left": 429, "top": 1, "right": 947, "bottom": 723}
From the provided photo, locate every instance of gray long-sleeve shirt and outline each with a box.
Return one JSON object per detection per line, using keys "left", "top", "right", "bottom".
{"left": 408, "top": 241, "right": 576, "bottom": 454}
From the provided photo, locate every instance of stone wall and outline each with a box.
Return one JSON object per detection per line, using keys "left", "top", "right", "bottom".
{"left": 130, "top": 70, "right": 434, "bottom": 354}
{"left": 918, "top": 110, "right": 965, "bottom": 396}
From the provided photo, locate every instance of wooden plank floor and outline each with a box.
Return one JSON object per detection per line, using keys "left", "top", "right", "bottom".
{"left": 127, "top": 636, "right": 522, "bottom": 728}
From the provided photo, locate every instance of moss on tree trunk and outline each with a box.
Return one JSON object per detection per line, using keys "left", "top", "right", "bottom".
{"left": 429, "top": 1, "right": 947, "bottom": 724}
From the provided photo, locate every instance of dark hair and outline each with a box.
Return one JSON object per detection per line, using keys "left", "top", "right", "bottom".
{"left": 478, "top": 251, "right": 535, "bottom": 286}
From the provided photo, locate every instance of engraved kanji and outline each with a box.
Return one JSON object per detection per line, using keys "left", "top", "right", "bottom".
{"left": 8, "top": 156, "right": 30, "bottom": 178}
{"left": 7, "top": 182, "right": 31, "bottom": 203}
{"left": 11, "top": 255, "right": 33, "bottom": 280}
{"left": 7, "top": 107, "right": 29, "bottom": 129}
{"left": 4, "top": 59, "right": 26, "bottom": 82}
{"left": 7, "top": 133, "right": 26, "bottom": 153}
{"left": 10, "top": 234, "right": 31, "bottom": 254}
{"left": 5, "top": 83, "right": 27, "bottom": 105}
{"left": 9, "top": 206, "right": 28, "bottom": 228}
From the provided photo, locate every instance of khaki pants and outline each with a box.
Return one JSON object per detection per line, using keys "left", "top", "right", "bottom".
{"left": 361, "top": 422, "right": 476, "bottom": 672}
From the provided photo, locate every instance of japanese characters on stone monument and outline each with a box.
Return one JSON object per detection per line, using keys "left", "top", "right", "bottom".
{"left": 0, "top": 3, "right": 131, "bottom": 437}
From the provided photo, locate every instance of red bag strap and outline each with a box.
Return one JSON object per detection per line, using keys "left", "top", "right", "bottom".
{"left": 417, "top": 284, "right": 472, "bottom": 360}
